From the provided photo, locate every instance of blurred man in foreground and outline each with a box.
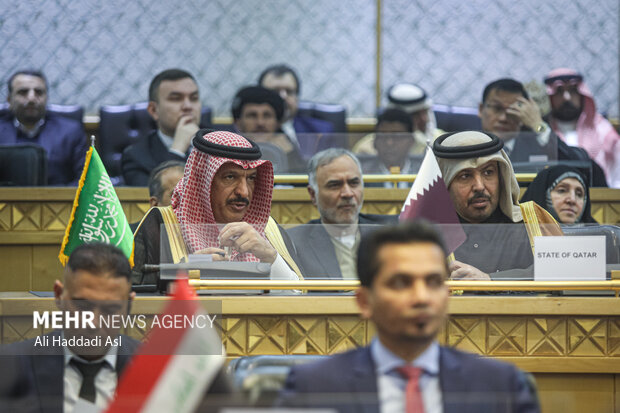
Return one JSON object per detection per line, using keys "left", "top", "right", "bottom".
{"left": 0, "top": 243, "right": 139, "bottom": 412}
{"left": 279, "top": 221, "right": 539, "bottom": 412}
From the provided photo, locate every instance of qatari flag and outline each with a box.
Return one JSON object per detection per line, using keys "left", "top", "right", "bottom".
{"left": 400, "top": 149, "right": 466, "bottom": 253}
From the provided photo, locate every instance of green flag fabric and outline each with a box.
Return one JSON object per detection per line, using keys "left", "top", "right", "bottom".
{"left": 59, "top": 147, "right": 134, "bottom": 266}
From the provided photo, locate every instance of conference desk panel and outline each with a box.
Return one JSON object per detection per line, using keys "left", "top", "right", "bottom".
{"left": 1, "top": 187, "right": 619, "bottom": 292}
{"left": 0, "top": 294, "right": 618, "bottom": 412}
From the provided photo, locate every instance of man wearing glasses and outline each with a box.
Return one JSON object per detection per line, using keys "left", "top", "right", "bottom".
{"left": 478, "top": 78, "right": 552, "bottom": 162}
{"left": 478, "top": 78, "right": 608, "bottom": 186}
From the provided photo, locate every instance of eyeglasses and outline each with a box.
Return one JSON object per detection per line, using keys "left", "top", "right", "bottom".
{"left": 483, "top": 103, "right": 511, "bottom": 115}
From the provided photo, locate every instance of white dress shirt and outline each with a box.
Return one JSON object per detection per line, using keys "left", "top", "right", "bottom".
{"left": 371, "top": 338, "right": 443, "bottom": 413}
{"left": 157, "top": 129, "right": 187, "bottom": 158}
{"left": 63, "top": 338, "right": 118, "bottom": 413}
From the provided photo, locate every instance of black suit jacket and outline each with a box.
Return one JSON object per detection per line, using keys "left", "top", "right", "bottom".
{"left": 278, "top": 345, "right": 540, "bottom": 413}
{"left": 0, "top": 114, "right": 88, "bottom": 185}
{"left": 0, "top": 330, "right": 140, "bottom": 413}
{"left": 292, "top": 115, "right": 341, "bottom": 158}
{"left": 0, "top": 331, "right": 235, "bottom": 412}
{"left": 121, "top": 130, "right": 186, "bottom": 186}
{"left": 286, "top": 214, "right": 398, "bottom": 278}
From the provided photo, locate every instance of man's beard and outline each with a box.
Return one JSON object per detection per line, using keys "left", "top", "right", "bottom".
{"left": 14, "top": 104, "right": 45, "bottom": 125}
{"left": 552, "top": 101, "right": 582, "bottom": 121}
{"left": 318, "top": 202, "right": 361, "bottom": 225}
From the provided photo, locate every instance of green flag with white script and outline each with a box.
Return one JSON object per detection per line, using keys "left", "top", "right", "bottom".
{"left": 58, "top": 147, "right": 134, "bottom": 266}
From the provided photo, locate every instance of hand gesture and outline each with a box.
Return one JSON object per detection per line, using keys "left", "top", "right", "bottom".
{"left": 194, "top": 247, "right": 228, "bottom": 261}
{"left": 506, "top": 97, "right": 544, "bottom": 131}
{"left": 218, "top": 222, "right": 277, "bottom": 263}
{"left": 170, "top": 115, "right": 199, "bottom": 154}
{"left": 449, "top": 260, "right": 491, "bottom": 280}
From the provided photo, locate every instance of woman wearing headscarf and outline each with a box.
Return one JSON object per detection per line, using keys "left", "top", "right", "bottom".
{"left": 520, "top": 165, "right": 597, "bottom": 224}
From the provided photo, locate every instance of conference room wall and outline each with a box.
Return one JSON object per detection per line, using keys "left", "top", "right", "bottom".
{"left": 0, "top": 0, "right": 617, "bottom": 118}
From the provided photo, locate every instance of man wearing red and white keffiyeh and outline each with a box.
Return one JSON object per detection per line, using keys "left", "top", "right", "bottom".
{"left": 545, "top": 68, "right": 620, "bottom": 188}
{"left": 169, "top": 129, "right": 300, "bottom": 280}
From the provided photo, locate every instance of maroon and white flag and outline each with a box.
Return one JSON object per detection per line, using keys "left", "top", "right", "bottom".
{"left": 400, "top": 149, "right": 466, "bottom": 253}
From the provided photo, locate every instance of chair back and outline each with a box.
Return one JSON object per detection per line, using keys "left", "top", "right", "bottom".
{"left": 228, "top": 355, "right": 326, "bottom": 405}
{"left": 297, "top": 101, "right": 347, "bottom": 133}
{"left": 433, "top": 104, "right": 481, "bottom": 132}
{"left": 0, "top": 144, "right": 47, "bottom": 186}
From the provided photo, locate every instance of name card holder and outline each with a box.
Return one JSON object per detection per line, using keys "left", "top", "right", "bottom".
{"left": 534, "top": 236, "right": 606, "bottom": 281}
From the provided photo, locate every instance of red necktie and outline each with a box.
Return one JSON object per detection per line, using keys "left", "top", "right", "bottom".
{"left": 396, "top": 366, "right": 425, "bottom": 413}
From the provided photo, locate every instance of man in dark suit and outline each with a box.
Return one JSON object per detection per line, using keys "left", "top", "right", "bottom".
{"left": 121, "top": 69, "right": 201, "bottom": 186}
{"left": 279, "top": 221, "right": 540, "bottom": 413}
{"left": 0, "top": 70, "right": 88, "bottom": 185}
{"left": 259, "top": 64, "right": 338, "bottom": 159}
{"left": 0, "top": 243, "right": 140, "bottom": 412}
{"left": 287, "top": 149, "right": 396, "bottom": 279}
{"left": 478, "top": 78, "right": 607, "bottom": 186}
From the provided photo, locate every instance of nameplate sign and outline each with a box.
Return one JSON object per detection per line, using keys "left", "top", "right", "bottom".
{"left": 534, "top": 236, "right": 606, "bottom": 281}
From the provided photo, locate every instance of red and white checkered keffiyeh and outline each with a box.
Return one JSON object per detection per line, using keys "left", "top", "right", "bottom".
{"left": 170, "top": 130, "right": 274, "bottom": 261}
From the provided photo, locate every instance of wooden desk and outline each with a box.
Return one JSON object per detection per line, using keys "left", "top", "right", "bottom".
{"left": 0, "top": 187, "right": 619, "bottom": 291}
{"left": 1, "top": 294, "right": 618, "bottom": 412}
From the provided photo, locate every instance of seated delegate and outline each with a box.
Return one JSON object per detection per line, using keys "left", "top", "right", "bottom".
{"left": 520, "top": 165, "right": 597, "bottom": 224}
{"left": 132, "top": 130, "right": 303, "bottom": 288}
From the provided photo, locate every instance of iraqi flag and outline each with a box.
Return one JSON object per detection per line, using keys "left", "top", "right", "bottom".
{"left": 105, "top": 278, "right": 224, "bottom": 413}
{"left": 400, "top": 149, "right": 466, "bottom": 253}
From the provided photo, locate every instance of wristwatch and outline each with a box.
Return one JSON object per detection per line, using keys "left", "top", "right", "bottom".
{"left": 535, "top": 123, "right": 548, "bottom": 133}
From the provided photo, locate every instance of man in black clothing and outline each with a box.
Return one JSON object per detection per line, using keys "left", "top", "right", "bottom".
{"left": 433, "top": 131, "right": 534, "bottom": 280}
{"left": 0, "top": 243, "right": 140, "bottom": 412}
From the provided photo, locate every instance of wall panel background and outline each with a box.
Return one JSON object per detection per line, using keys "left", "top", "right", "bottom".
{"left": 0, "top": 0, "right": 617, "bottom": 118}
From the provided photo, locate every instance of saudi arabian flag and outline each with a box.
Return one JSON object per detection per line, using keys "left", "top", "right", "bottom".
{"left": 58, "top": 147, "right": 134, "bottom": 266}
